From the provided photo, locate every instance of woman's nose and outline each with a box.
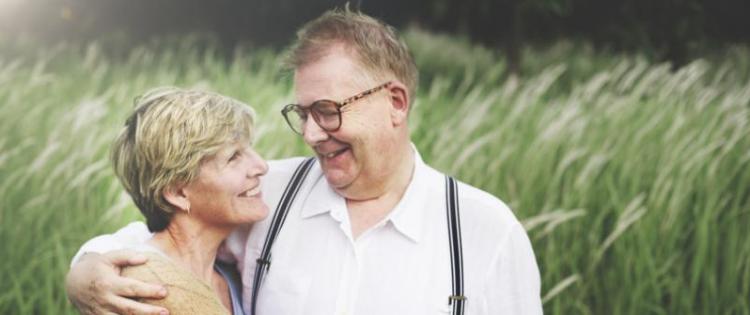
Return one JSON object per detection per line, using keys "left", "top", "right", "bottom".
{"left": 246, "top": 150, "right": 268, "bottom": 177}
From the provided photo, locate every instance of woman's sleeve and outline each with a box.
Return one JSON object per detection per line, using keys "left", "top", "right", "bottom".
{"left": 122, "top": 256, "right": 229, "bottom": 315}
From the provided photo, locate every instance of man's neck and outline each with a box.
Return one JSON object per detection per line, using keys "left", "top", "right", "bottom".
{"left": 346, "top": 145, "right": 415, "bottom": 239}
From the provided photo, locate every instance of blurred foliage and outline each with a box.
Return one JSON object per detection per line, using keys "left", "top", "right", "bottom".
{"left": 1, "top": 0, "right": 747, "bottom": 68}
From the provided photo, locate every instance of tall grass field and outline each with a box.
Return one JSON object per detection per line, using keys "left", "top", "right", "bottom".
{"left": 1, "top": 31, "right": 749, "bottom": 314}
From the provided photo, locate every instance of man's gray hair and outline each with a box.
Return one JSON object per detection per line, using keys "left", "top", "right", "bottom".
{"left": 286, "top": 7, "right": 418, "bottom": 101}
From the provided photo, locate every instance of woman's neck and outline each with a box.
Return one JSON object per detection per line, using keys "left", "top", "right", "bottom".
{"left": 148, "top": 214, "right": 231, "bottom": 284}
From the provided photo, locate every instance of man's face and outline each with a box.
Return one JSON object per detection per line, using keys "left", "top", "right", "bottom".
{"left": 293, "top": 48, "right": 398, "bottom": 197}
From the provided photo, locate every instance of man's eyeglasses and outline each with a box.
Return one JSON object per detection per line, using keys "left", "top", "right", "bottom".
{"left": 281, "top": 82, "right": 391, "bottom": 135}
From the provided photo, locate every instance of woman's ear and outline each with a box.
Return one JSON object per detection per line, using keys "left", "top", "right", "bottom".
{"left": 163, "top": 184, "right": 190, "bottom": 213}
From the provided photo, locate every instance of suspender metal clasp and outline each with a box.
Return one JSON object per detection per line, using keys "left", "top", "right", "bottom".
{"left": 448, "top": 295, "right": 467, "bottom": 304}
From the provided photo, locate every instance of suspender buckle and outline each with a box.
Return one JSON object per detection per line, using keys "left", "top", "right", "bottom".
{"left": 256, "top": 258, "right": 271, "bottom": 266}
{"left": 448, "top": 295, "right": 467, "bottom": 304}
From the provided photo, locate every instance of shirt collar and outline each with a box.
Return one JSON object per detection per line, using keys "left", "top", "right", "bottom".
{"left": 299, "top": 144, "right": 430, "bottom": 243}
{"left": 384, "top": 146, "right": 428, "bottom": 243}
{"left": 300, "top": 174, "right": 346, "bottom": 219}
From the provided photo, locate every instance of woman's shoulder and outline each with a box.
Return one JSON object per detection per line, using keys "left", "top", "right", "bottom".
{"left": 122, "top": 253, "right": 187, "bottom": 285}
{"left": 122, "top": 253, "right": 229, "bottom": 315}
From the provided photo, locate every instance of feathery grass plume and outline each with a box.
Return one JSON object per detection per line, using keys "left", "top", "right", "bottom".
{"left": 1, "top": 33, "right": 749, "bottom": 314}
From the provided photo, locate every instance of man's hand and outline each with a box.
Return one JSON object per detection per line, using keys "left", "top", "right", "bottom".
{"left": 65, "top": 250, "right": 169, "bottom": 315}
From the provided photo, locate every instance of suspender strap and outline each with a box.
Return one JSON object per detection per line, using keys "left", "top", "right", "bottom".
{"left": 250, "top": 157, "right": 316, "bottom": 315}
{"left": 446, "top": 176, "right": 466, "bottom": 315}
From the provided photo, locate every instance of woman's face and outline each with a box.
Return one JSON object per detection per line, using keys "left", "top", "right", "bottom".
{"left": 183, "top": 141, "right": 269, "bottom": 227}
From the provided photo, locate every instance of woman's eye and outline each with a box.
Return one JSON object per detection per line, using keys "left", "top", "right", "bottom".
{"left": 229, "top": 151, "right": 240, "bottom": 162}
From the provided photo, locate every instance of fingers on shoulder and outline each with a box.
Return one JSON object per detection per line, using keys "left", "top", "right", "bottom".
{"left": 113, "top": 275, "right": 167, "bottom": 299}
{"left": 104, "top": 250, "right": 149, "bottom": 266}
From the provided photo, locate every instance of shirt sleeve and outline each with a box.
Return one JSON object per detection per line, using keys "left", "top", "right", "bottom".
{"left": 69, "top": 221, "right": 152, "bottom": 267}
{"left": 485, "top": 222, "right": 543, "bottom": 314}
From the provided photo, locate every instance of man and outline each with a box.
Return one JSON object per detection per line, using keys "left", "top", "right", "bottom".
{"left": 66, "top": 8, "right": 542, "bottom": 315}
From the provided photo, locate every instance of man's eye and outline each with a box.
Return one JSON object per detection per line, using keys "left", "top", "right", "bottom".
{"left": 317, "top": 110, "right": 338, "bottom": 117}
{"left": 314, "top": 107, "right": 338, "bottom": 116}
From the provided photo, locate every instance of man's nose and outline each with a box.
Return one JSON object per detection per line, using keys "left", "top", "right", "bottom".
{"left": 302, "top": 116, "right": 328, "bottom": 145}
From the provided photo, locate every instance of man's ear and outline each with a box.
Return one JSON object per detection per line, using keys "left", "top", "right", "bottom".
{"left": 388, "top": 81, "right": 410, "bottom": 126}
{"left": 163, "top": 183, "right": 190, "bottom": 213}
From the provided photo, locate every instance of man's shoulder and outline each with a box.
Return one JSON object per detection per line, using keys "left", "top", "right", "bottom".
{"left": 263, "top": 157, "right": 318, "bottom": 189}
{"left": 455, "top": 181, "right": 512, "bottom": 215}
{"left": 455, "top": 180, "right": 520, "bottom": 231}
{"left": 422, "top": 164, "right": 521, "bottom": 234}
{"left": 255, "top": 156, "right": 317, "bottom": 222}
{"left": 268, "top": 157, "right": 313, "bottom": 176}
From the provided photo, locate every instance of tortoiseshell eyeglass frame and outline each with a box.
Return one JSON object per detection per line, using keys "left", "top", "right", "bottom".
{"left": 281, "top": 81, "right": 392, "bottom": 135}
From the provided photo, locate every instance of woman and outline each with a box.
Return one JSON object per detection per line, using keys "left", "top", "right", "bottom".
{"left": 110, "top": 87, "right": 268, "bottom": 315}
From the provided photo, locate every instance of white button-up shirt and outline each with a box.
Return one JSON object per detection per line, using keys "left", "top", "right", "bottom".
{"left": 228, "top": 149, "right": 542, "bottom": 314}
{"left": 75, "top": 148, "right": 542, "bottom": 314}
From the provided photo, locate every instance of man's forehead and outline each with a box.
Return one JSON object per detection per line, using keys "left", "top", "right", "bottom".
{"left": 292, "top": 73, "right": 339, "bottom": 102}
{"left": 293, "top": 60, "right": 376, "bottom": 102}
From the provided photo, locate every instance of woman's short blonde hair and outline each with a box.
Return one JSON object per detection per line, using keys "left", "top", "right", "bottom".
{"left": 111, "top": 87, "right": 256, "bottom": 232}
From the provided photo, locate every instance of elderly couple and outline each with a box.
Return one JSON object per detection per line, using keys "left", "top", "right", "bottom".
{"left": 65, "top": 8, "right": 542, "bottom": 315}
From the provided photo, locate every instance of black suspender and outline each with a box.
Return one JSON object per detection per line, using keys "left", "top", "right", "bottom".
{"left": 446, "top": 176, "right": 466, "bottom": 315}
{"left": 250, "top": 157, "right": 315, "bottom": 315}
{"left": 249, "top": 158, "right": 467, "bottom": 315}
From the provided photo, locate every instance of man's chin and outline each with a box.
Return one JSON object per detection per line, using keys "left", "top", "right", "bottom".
{"left": 323, "top": 170, "right": 354, "bottom": 191}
